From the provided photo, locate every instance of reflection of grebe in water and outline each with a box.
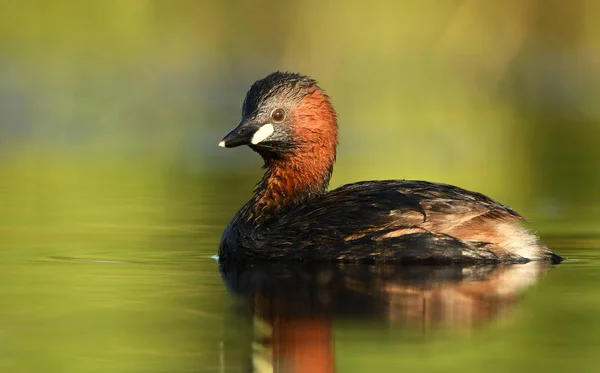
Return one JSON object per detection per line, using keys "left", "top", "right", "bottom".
{"left": 218, "top": 72, "right": 562, "bottom": 264}
{"left": 220, "top": 262, "right": 552, "bottom": 373}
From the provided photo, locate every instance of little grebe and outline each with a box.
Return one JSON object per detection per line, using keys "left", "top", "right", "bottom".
{"left": 218, "top": 72, "right": 562, "bottom": 264}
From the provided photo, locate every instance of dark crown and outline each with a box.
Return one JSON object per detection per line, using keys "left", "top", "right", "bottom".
{"left": 242, "top": 72, "right": 318, "bottom": 117}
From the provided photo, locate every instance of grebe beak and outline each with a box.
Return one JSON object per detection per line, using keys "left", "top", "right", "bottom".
{"left": 219, "top": 119, "right": 271, "bottom": 148}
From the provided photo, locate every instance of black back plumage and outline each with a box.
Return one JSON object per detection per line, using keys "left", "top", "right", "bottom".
{"left": 220, "top": 180, "right": 530, "bottom": 263}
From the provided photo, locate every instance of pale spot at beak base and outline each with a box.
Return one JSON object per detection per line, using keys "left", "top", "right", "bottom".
{"left": 251, "top": 123, "right": 274, "bottom": 145}
{"left": 218, "top": 140, "right": 226, "bottom": 148}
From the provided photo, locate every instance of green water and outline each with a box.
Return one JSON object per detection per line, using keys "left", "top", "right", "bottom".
{"left": 1, "top": 170, "right": 599, "bottom": 373}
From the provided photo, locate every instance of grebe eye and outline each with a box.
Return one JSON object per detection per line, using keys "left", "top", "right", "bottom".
{"left": 271, "top": 108, "right": 286, "bottom": 123}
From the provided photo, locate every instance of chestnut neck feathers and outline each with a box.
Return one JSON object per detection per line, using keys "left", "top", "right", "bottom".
{"left": 244, "top": 74, "right": 339, "bottom": 222}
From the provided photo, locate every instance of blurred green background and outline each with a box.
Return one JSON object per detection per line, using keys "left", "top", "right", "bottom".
{"left": 1, "top": 1, "right": 599, "bottom": 372}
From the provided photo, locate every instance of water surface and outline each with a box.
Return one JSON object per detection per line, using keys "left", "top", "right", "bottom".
{"left": 1, "top": 181, "right": 599, "bottom": 373}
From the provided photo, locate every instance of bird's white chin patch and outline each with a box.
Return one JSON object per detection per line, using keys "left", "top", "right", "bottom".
{"left": 251, "top": 123, "right": 274, "bottom": 145}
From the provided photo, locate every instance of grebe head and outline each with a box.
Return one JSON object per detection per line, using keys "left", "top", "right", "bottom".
{"left": 219, "top": 71, "right": 338, "bottom": 160}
